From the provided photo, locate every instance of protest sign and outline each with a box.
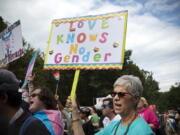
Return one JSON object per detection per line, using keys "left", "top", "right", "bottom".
{"left": 0, "top": 20, "right": 24, "bottom": 64}
{"left": 44, "top": 11, "right": 128, "bottom": 70}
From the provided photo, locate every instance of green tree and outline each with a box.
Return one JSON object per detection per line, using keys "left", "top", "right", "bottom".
{"left": 141, "top": 70, "right": 160, "bottom": 105}
{"left": 156, "top": 83, "right": 180, "bottom": 112}
{"left": 0, "top": 17, "right": 7, "bottom": 32}
{"left": 167, "top": 83, "right": 180, "bottom": 109}
{"left": 156, "top": 92, "right": 169, "bottom": 112}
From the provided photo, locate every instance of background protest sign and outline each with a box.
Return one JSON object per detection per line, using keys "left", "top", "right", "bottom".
{"left": 44, "top": 11, "right": 128, "bottom": 70}
{"left": 0, "top": 20, "right": 24, "bottom": 65}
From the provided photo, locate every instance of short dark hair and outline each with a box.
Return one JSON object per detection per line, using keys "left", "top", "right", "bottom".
{"left": 80, "top": 107, "right": 91, "bottom": 117}
{"left": 0, "top": 69, "right": 21, "bottom": 108}
{"left": 103, "top": 98, "right": 113, "bottom": 109}
{"left": 34, "top": 87, "right": 56, "bottom": 110}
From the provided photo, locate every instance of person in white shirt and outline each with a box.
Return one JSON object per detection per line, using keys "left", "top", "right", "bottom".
{"left": 101, "top": 98, "right": 121, "bottom": 128}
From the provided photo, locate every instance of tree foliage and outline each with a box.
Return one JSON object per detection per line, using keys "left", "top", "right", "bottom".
{"left": 156, "top": 83, "right": 180, "bottom": 112}
{"left": 0, "top": 17, "right": 7, "bottom": 32}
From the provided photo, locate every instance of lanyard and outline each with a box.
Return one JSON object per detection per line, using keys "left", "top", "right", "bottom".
{"left": 113, "top": 113, "right": 137, "bottom": 135}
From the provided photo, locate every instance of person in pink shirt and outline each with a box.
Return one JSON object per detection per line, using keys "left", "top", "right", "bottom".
{"left": 137, "top": 97, "right": 159, "bottom": 131}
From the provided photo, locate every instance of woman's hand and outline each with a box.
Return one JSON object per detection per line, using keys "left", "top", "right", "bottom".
{"left": 65, "top": 95, "right": 79, "bottom": 112}
{"left": 65, "top": 95, "right": 85, "bottom": 135}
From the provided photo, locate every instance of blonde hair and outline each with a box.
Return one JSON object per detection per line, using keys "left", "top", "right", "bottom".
{"left": 140, "top": 97, "right": 148, "bottom": 107}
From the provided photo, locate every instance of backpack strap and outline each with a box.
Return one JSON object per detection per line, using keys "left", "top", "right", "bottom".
{"left": 19, "top": 116, "right": 37, "bottom": 135}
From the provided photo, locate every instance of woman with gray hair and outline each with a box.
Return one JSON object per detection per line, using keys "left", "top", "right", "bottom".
{"left": 70, "top": 75, "right": 154, "bottom": 135}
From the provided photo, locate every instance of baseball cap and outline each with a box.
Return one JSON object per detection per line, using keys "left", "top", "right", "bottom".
{"left": 80, "top": 107, "right": 91, "bottom": 116}
{"left": 0, "top": 69, "right": 20, "bottom": 92}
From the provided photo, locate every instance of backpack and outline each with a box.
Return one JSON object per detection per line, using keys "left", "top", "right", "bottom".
{"left": 19, "top": 116, "right": 37, "bottom": 135}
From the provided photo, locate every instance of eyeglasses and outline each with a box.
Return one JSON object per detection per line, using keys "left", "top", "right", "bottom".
{"left": 111, "top": 92, "right": 131, "bottom": 98}
{"left": 22, "top": 95, "right": 30, "bottom": 99}
{"left": 102, "top": 104, "right": 112, "bottom": 108}
{"left": 30, "top": 93, "right": 39, "bottom": 98}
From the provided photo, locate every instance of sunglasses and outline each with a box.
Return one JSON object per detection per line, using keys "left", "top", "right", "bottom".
{"left": 30, "top": 93, "right": 39, "bottom": 98}
{"left": 22, "top": 95, "right": 30, "bottom": 99}
{"left": 111, "top": 91, "right": 131, "bottom": 98}
{"left": 102, "top": 104, "right": 113, "bottom": 108}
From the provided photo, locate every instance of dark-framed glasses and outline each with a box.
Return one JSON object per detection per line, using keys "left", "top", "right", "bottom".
{"left": 30, "top": 93, "right": 39, "bottom": 98}
{"left": 102, "top": 104, "right": 113, "bottom": 108}
{"left": 22, "top": 95, "right": 30, "bottom": 99}
{"left": 111, "top": 91, "right": 131, "bottom": 98}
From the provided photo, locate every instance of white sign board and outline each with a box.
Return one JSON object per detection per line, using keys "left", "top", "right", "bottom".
{"left": 44, "top": 11, "right": 128, "bottom": 70}
{"left": 0, "top": 20, "right": 24, "bottom": 64}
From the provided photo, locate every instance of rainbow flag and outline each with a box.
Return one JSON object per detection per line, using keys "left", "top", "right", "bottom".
{"left": 22, "top": 50, "right": 38, "bottom": 88}
{"left": 53, "top": 71, "right": 60, "bottom": 81}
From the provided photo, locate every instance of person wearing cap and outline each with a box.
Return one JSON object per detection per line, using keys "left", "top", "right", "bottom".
{"left": 80, "top": 107, "right": 94, "bottom": 135}
{"left": 89, "top": 106, "right": 100, "bottom": 133}
{"left": 101, "top": 98, "right": 121, "bottom": 128}
{"left": 0, "top": 69, "right": 50, "bottom": 135}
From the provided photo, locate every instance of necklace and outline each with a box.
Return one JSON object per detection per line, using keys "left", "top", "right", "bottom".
{"left": 113, "top": 113, "right": 137, "bottom": 135}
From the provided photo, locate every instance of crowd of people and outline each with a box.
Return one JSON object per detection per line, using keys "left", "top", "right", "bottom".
{"left": 0, "top": 67, "right": 179, "bottom": 135}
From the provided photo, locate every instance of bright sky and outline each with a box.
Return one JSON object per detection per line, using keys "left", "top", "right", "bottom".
{"left": 0, "top": 0, "right": 180, "bottom": 92}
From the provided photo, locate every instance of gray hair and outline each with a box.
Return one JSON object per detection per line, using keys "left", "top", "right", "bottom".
{"left": 113, "top": 75, "right": 143, "bottom": 97}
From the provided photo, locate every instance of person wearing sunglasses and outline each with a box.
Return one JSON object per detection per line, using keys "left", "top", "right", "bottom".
{"left": 101, "top": 98, "right": 121, "bottom": 128}
{"left": 96, "top": 75, "right": 154, "bottom": 135}
{"left": 80, "top": 107, "right": 95, "bottom": 135}
{"left": 70, "top": 75, "right": 154, "bottom": 135}
{"left": 29, "top": 87, "right": 64, "bottom": 135}
{"left": 0, "top": 69, "right": 50, "bottom": 135}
